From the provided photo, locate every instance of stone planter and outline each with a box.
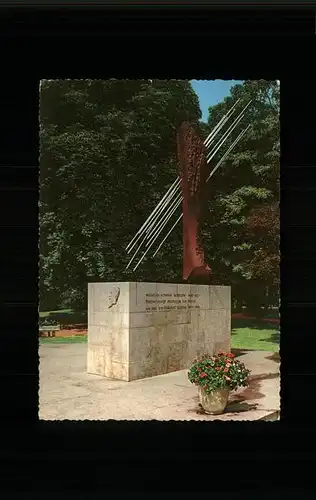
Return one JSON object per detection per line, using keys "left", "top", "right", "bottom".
{"left": 198, "top": 386, "right": 230, "bottom": 415}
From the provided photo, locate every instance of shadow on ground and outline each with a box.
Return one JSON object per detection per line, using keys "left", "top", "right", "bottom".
{"left": 231, "top": 348, "right": 253, "bottom": 357}
{"left": 193, "top": 401, "right": 259, "bottom": 415}
{"left": 266, "top": 352, "right": 280, "bottom": 363}
{"left": 190, "top": 379, "right": 264, "bottom": 416}
{"left": 259, "top": 330, "right": 280, "bottom": 344}
{"left": 231, "top": 317, "right": 277, "bottom": 331}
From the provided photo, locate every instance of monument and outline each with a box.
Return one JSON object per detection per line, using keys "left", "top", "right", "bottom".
{"left": 87, "top": 282, "right": 230, "bottom": 381}
{"left": 86, "top": 103, "right": 251, "bottom": 380}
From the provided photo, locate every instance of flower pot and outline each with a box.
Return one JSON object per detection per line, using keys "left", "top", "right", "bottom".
{"left": 198, "top": 387, "right": 230, "bottom": 415}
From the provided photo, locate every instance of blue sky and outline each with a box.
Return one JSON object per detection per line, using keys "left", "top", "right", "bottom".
{"left": 191, "top": 80, "right": 243, "bottom": 122}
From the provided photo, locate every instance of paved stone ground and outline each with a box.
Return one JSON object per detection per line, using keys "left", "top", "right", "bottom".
{"left": 39, "top": 344, "right": 280, "bottom": 421}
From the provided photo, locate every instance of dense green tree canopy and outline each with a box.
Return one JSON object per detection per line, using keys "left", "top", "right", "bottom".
{"left": 202, "top": 80, "right": 279, "bottom": 303}
{"left": 40, "top": 79, "right": 201, "bottom": 309}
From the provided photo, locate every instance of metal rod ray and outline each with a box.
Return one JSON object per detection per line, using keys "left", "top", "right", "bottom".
{"left": 145, "top": 192, "right": 183, "bottom": 247}
{"left": 206, "top": 112, "right": 245, "bottom": 164}
{"left": 204, "top": 98, "right": 240, "bottom": 148}
{"left": 204, "top": 98, "right": 240, "bottom": 149}
{"left": 204, "top": 113, "right": 229, "bottom": 149}
{"left": 126, "top": 193, "right": 183, "bottom": 270}
{"left": 206, "top": 101, "right": 251, "bottom": 162}
{"left": 132, "top": 195, "right": 183, "bottom": 271}
{"left": 207, "top": 100, "right": 251, "bottom": 159}
{"left": 144, "top": 191, "right": 182, "bottom": 252}
{"left": 126, "top": 177, "right": 180, "bottom": 253}
{"left": 206, "top": 100, "right": 252, "bottom": 162}
{"left": 125, "top": 235, "right": 149, "bottom": 270}
{"left": 126, "top": 184, "right": 182, "bottom": 268}
{"left": 144, "top": 179, "right": 181, "bottom": 236}
{"left": 206, "top": 124, "right": 251, "bottom": 182}
{"left": 125, "top": 176, "right": 180, "bottom": 252}
{"left": 152, "top": 213, "right": 183, "bottom": 258}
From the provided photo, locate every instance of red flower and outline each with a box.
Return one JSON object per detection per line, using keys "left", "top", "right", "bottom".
{"left": 223, "top": 368, "right": 229, "bottom": 373}
{"left": 227, "top": 353, "right": 235, "bottom": 358}
{"left": 215, "top": 367, "right": 221, "bottom": 371}
{"left": 200, "top": 372, "right": 207, "bottom": 378}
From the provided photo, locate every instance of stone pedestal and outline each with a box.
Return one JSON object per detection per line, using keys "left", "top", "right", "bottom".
{"left": 87, "top": 282, "right": 231, "bottom": 381}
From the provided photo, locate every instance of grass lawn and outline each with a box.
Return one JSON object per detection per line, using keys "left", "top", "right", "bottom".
{"left": 39, "top": 308, "right": 87, "bottom": 344}
{"left": 231, "top": 317, "right": 279, "bottom": 352}
{"left": 40, "top": 324, "right": 279, "bottom": 351}
{"left": 40, "top": 335, "right": 87, "bottom": 344}
{"left": 39, "top": 309, "right": 279, "bottom": 352}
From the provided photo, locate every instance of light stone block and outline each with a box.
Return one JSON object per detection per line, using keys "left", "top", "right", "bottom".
{"left": 87, "top": 282, "right": 231, "bottom": 381}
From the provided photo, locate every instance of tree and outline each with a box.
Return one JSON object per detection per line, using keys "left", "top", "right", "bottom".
{"left": 245, "top": 203, "right": 279, "bottom": 285}
{"left": 201, "top": 80, "right": 279, "bottom": 313}
{"left": 39, "top": 79, "right": 201, "bottom": 310}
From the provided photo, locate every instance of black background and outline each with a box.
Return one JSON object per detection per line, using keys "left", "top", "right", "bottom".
{"left": 0, "top": 5, "right": 315, "bottom": 497}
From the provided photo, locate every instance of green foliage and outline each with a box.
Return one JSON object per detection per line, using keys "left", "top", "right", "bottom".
{"left": 40, "top": 79, "right": 201, "bottom": 309}
{"left": 188, "top": 351, "right": 251, "bottom": 392}
{"left": 202, "top": 80, "right": 279, "bottom": 304}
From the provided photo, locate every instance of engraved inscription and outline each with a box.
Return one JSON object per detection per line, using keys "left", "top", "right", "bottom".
{"left": 145, "top": 292, "right": 200, "bottom": 311}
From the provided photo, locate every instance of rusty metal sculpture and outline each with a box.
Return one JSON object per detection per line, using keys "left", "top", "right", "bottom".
{"left": 177, "top": 122, "right": 211, "bottom": 282}
{"left": 125, "top": 99, "right": 252, "bottom": 279}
